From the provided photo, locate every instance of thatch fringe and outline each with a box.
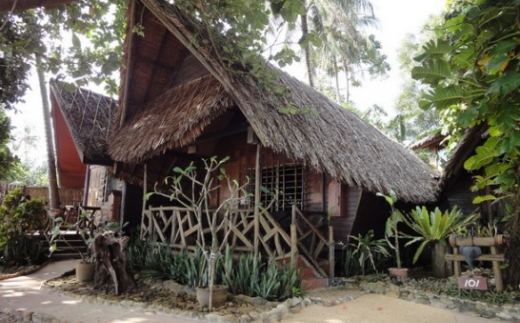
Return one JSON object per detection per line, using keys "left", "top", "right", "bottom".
{"left": 110, "top": 75, "right": 233, "bottom": 162}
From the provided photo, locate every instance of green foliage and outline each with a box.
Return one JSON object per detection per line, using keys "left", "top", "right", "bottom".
{"left": 412, "top": 0, "right": 520, "bottom": 194}
{"left": 221, "top": 246, "right": 301, "bottom": 301}
{"left": 342, "top": 242, "right": 391, "bottom": 277}
{"left": 378, "top": 191, "right": 405, "bottom": 268}
{"left": 347, "top": 230, "right": 390, "bottom": 276}
{"left": 1, "top": 235, "right": 46, "bottom": 266}
{"left": 127, "top": 242, "right": 302, "bottom": 301}
{"left": 400, "top": 206, "right": 479, "bottom": 264}
{"left": 175, "top": 248, "right": 209, "bottom": 288}
{"left": 0, "top": 188, "right": 48, "bottom": 266}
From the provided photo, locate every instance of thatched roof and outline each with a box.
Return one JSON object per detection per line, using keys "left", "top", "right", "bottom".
{"left": 110, "top": 75, "right": 234, "bottom": 161}
{"left": 438, "top": 125, "right": 487, "bottom": 191}
{"left": 50, "top": 80, "right": 117, "bottom": 165}
{"left": 410, "top": 132, "right": 446, "bottom": 151}
{"left": 109, "top": 0, "right": 437, "bottom": 203}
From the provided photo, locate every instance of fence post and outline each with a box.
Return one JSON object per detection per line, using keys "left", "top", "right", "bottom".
{"left": 254, "top": 144, "right": 260, "bottom": 256}
{"left": 290, "top": 205, "right": 298, "bottom": 267}
{"left": 329, "top": 226, "right": 334, "bottom": 284}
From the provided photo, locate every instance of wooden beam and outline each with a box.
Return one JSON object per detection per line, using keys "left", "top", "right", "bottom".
{"left": 143, "top": 27, "right": 169, "bottom": 103}
{"left": 120, "top": 0, "right": 137, "bottom": 128}
{"left": 195, "top": 123, "right": 248, "bottom": 144}
{"left": 0, "top": 0, "right": 74, "bottom": 12}
{"left": 254, "top": 144, "right": 260, "bottom": 256}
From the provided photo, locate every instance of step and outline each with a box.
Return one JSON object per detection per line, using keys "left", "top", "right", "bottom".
{"left": 301, "top": 278, "right": 329, "bottom": 291}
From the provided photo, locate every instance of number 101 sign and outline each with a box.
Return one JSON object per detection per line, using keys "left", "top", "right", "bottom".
{"left": 457, "top": 277, "right": 488, "bottom": 290}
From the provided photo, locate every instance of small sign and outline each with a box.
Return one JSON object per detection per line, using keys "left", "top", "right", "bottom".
{"left": 458, "top": 277, "right": 488, "bottom": 290}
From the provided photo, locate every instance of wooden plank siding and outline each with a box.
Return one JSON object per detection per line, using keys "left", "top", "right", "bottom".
{"left": 444, "top": 173, "right": 479, "bottom": 217}
{"left": 350, "top": 191, "right": 389, "bottom": 238}
{"left": 329, "top": 186, "right": 362, "bottom": 245}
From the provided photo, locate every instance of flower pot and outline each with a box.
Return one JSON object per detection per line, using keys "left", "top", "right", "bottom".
{"left": 196, "top": 285, "right": 228, "bottom": 308}
{"left": 76, "top": 262, "right": 95, "bottom": 282}
{"left": 388, "top": 267, "right": 408, "bottom": 280}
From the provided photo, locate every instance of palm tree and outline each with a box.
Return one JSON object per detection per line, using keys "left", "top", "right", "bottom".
{"left": 298, "top": 0, "right": 377, "bottom": 88}
{"left": 36, "top": 54, "right": 60, "bottom": 210}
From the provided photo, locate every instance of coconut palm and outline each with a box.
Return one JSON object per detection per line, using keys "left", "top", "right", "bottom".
{"left": 298, "top": 0, "right": 378, "bottom": 88}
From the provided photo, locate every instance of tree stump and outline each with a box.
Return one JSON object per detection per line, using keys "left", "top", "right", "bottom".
{"left": 91, "top": 231, "right": 136, "bottom": 295}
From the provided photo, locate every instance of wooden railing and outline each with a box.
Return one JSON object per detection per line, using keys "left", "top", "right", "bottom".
{"left": 141, "top": 206, "right": 293, "bottom": 259}
{"left": 292, "top": 205, "right": 334, "bottom": 280}
{"left": 140, "top": 204, "right": 333, "bottom": 281}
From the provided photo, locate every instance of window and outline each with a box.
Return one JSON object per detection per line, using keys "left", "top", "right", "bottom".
{"left": 249, "top": 165, "right": 304, "bottom": 211}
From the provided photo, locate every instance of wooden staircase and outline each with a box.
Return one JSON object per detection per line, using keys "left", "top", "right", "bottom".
{"left": 39, "top": 231, "right": 88, "bottom": 260}
{"left": 279, "top": 254, "right": 330, "bottom": 291}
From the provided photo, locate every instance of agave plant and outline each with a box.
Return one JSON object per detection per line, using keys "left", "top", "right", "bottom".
{"left": 401, "top": 206, "right": 479, "bottom": 264}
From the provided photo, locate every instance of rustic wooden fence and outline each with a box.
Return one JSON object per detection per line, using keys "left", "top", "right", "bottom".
{"left": 23, "top": 186, "right": 83, "bottom": 206}
{"left": 140, "top": 204, "right": 334, "bottom": 280}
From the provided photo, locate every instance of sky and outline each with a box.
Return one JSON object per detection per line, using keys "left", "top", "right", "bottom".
{"left": 9, "top": 0, "right": 446, "bottom": 161}
{"left": 350, "top": 0, "right": 446, "bottom": 112}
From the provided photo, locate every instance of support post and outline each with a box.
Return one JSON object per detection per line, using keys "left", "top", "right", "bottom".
{"left": 490, "top": 246, "right": 504, "bottom": 292}
{"left": 290, "top": 205, "right": 298, "bottom": 267}
{"left": 253, "top": 144, "right": 260, "bottom": 256}
{"left": 329, "top": 226, "right": 334, "bottom": 284}
{"left": 82, "top": 165, "right": 91, "bottom": 206}
{"left": 140, "top": 163, "right": 147, "bottom": 239}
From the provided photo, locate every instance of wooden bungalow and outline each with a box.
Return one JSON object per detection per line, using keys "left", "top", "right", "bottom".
{"left": 49, "top": 80, "right": 125, "bottom": 223}
{"left": 436, "top": 125, "right": 505, "bottom": 224}
{"left": 107, "top": 0, "right": 436, "bottom": 285}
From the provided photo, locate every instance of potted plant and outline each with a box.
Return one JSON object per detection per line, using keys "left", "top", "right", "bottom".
{"left": 48, "top": 213, "right": 97, "bottom": 282}
{"left": 153, "top": 156, "right": 251, "bottom": 311}
{"left": 378, "top": 191, "right": 408, "bottom": 279}
{"left": 400, "top": 205, "right": 479, "bottom": 278}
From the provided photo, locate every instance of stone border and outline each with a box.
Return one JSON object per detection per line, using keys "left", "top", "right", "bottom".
{"left": 40, "top": 282, "right": 365, "bottom": 323}
{"left": 356, "top": 280, "right": 520, "bottom": 321}
{"left": 0, "top": 261, "right": 51, "bottom": 282}
{"left": 1, "top": 307, "right": 68, "bottom": 323}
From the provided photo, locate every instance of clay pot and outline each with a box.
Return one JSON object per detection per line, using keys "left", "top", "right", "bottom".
{"left": 196, "top": 285, "right": 228, "bottom": 308}
{"left": 388, "top": 267, "right": 408, "bottom": 280}
{"left": 76, "top": 262, "right": 95, "bottom": 282}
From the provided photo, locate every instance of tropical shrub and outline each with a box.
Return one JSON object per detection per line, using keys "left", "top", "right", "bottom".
{"left": 0, "top": 188, "right": 48, "bottom": 266}
{"left": 378, "top": 191, "right": 406, "bottom": 269}
{"left": 401, "top": 206, "right": 479, "bottom": 264}
{"left": 127, "top": 240, "right": 302, "bottom": 301}
{"left": 346, "top": 230, "right": 390, "bottom": 276}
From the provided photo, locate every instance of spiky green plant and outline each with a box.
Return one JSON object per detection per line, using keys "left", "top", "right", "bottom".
{"left": 348, "top": 230, "right": 390, "bottom": 275}
{"left": 402, "top": 206, "right": 479, "bottom": 264}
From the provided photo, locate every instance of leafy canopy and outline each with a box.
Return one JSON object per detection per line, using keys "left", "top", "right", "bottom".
{"left": 412, "top": 0, "right": 520, "bottom": 196}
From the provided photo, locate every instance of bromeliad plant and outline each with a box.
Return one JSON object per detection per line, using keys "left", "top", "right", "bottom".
{"left": 401, "top": 206, "right": 479, "bottom": 264}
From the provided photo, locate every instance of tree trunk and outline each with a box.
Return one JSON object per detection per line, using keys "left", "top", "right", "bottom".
{"left": 431, "top": 242, "right": 453, "bottom": 278}
{"left": 300, "top": 13, "right": 314, "bottom": 88}
{"left": 343, "top": 59, "right": 350, "bottom": 103}
{"left": 92, "top": 231, "right": 136, "bottom": 295}
{"left": 332, "top": 55, "right": 341, "bottom": 102}
{"left": 35, "top": 54, "right": 60, "bottom": 210}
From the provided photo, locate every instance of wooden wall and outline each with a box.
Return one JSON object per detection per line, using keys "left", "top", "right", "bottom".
{"left": 443, "top": 172, "right": 479, "bottom": 217}
{"left": 350, "top": 191, "right": 389, "bottom": 238}
{"left": 24, "top": 186, "right": 83, "bottom": 206}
